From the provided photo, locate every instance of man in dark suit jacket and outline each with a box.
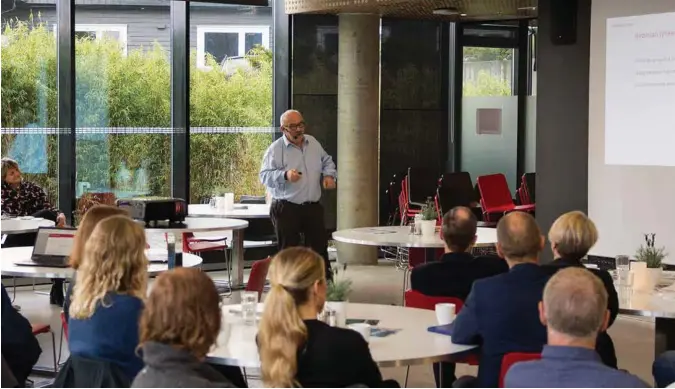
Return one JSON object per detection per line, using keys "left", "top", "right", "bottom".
{"left": 411, "top": 206, "right": 508, "bottom": 387}
{"left": 1, "top": 285, "right": 42, "bottom": 386}
{"left": 452, "top": 212, "right": 550, "bottom": 388}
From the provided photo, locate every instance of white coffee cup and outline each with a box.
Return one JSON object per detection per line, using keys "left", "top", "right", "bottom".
{"left": 348, "top": 323, "right": 371, "bottom": 342}
{"left": 435, "top": 303, "right": 456, "bottom": 325}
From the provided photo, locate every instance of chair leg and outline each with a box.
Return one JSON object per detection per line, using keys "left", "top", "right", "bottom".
{"left": 51, "top": 331, "right": 57, "bottom": 372}
{"left": 404, "top": 366, "right": 410, "bottom": 387}
{"left": 57, "top": 324, "right": 65, "bottom": 366}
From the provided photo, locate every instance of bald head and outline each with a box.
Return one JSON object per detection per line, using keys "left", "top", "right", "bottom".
{"left": 496, "top": 212, "right": 543, "bottom": 262}
{"left": 442, "top": 206, "right": 477, "bottom": 252}
{"left": 280, "top": 110, "right": 303, "bottom": 127}
{"left": 542, "top": 267, "right": 608, "bottom": 339}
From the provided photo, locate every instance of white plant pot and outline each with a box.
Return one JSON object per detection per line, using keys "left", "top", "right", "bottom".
{"left": 326, "top": 301, "right": 347, "bottom": 327}
{"left": 419, "top": 220, "right": 437, "bottom": 237}
{"left": 633, "top": 267, "right": 662, "bottom": 292}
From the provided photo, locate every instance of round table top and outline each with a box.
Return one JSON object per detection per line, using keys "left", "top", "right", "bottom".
{"left": 619, "top": 286, "right": 675, "bottom": 319}
{"left": 144, "top": 217, "right": 248, "bottom": 233}
{"left": 188, "top": 204, "right": 270, "bottom": 219}
{"left": 1, "top": 247, "right": 203, "bottom": 279}
{"left": 2, "top": 218, "right": 56, "bottom": 234}
{"left": 208, "top": 302, "right": 476, "bottom": 368}
{"left": 332, "top": 226, "right": 497, "bottom": 248}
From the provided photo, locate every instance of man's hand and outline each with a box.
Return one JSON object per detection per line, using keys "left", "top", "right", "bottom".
{"left": 323, "top": 176, "right": 336, "bottom": 190}
{"left": 286, "top": 169, "right": 302, "bottom": 183}
{"left": 56, "top": 213, "right": 66, "bottom": 227}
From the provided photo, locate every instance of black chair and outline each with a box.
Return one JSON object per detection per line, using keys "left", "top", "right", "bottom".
{"left": 240, "top": 195, "right": 266, "bottom": 205}
{"left": 407, "top": 167, "right": 440, "bottom": 207}
{"left": 437, "top": 172, "right": 478, "bottom": 214}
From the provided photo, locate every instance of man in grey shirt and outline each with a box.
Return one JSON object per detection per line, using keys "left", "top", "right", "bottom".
{"left": 505, "top": 267, "right": 648, "bottom": 388}
{"left": 259, "top": 110, "right": 336, "bottom": 278}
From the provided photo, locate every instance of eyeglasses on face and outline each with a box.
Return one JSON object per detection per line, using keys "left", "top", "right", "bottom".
{"left": 284, "top": 121, "right": 306, "bottom": 131}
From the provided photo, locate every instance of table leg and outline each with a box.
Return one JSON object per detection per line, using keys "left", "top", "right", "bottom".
{"left": 231, "top": 229, "right": 245, "bottom": 288}
{"left": 655, "top": 318, "right": 675, "bottom": 357}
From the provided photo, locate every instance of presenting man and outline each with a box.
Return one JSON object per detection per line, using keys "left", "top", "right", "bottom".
{"left": 260, "top": 110, "right": 336, "bottom": 279}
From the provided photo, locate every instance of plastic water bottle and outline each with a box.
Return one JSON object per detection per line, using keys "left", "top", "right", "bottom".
{"left": 167, "top": 234, "right": 176, "bottom": 269}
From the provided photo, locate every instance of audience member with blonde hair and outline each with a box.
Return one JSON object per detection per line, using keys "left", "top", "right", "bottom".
{"left": 257, "top": 247, "right": 392, "bottom": 388}
{"left": 505, "top": 268, "right": 648, "bottom": 388}
{"left": 543, "top": 210, "right": 619, "bottom": 368}
{"left": 67, "top": 215, "right": 148, "bottom": 381}
{"left": 63, "top": 205, "right": 129, "bottom": 322}
{"left": 133, "top": 268, "right": 238, "bottom": 388}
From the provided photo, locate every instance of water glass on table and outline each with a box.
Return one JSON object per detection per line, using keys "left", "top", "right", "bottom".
{"left": 615, "top": 255, "right": 631, "bottom": 286}
{"left": 241, "top": 291, "right": 259, "bottom": 326}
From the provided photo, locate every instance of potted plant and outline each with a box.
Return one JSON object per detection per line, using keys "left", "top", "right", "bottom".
{"left": 418, "top": 197, "right": 438, "bottom": 237}
{"left": 325, "top": 263, "right": 352, "bottom": 327}
{"left": 633, "top": 234, "right": 667, "bottom": 291}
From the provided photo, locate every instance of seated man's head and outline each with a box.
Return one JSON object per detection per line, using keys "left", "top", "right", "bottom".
{"left": 495, "top": 211, "right": 544, "bottom": 265}
{"left": 540, "top": 267, "right": 609, "bottom": 347}
{"left": 441, "top": 206, "right": 478, "bottom": 253}
{"left": 548, "top": 211, "right": 598, "bottom": 261}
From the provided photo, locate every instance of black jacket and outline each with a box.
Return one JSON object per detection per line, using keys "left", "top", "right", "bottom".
{"left": 297, "top": 320, "right": 384, "bottom": 388}
{"left": 132, "top": 342, "right": 235, "bottom": 388}
{"left": 1, "top": 286, "right": 41, "bottom": 386}
{"left": 542, "top": 257, "right": 619, "bottom": 368}
{"left": 410, "top": 252, "right": 508, "bottom": 301}
{"left": 53, "top": 355, "right": 130, "bottom": 388}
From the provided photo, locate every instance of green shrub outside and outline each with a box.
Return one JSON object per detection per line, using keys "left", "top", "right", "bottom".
{"left": 1, "top": 17, "right": 272, "bottom": 205}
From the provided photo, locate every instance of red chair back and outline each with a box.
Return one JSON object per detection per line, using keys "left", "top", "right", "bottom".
{"left": 499, "top": 352, "right": 541, "bottom": 387}
{"left": 404, "top": 290, "right": 464, "bottom": 312}
{"left": 245, "top": 257, "right": 272, "bottom": 302}
{"left": 477, "top": 174, "right": 516, "bottom": 220}
{"left": 61, "top": 311, "right": 69, "bottom": 342}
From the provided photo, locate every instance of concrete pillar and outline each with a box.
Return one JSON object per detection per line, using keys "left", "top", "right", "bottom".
{"left": 336, "top": 14, "right": 380, "bottom": 265}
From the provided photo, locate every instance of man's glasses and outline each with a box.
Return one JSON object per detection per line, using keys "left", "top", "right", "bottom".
{"left": 284, "top": 122, "right": 306, "bottom": 131}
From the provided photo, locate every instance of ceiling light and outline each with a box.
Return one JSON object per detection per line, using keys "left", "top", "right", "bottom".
{"left": 433, "top": 7, "right": 461, "bottom": 16}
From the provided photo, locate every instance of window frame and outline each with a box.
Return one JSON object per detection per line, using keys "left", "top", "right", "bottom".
{"left": 196, "top": 25, "right": 270, "bottom": 69}
{"left": 53, "top": 23, "right": 128, "bottom": 55}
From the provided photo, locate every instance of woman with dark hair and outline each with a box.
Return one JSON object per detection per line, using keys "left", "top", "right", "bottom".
{"left": 133, "top": 268, "right": 239, "bottom": 388}
{"left": 2, "top": 157, "right": 67, "bottom": 305}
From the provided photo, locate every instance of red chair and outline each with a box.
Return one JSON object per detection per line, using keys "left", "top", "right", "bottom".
{"left": 499, "top": 352, "right": 541, "bottom": 387}
{"left": 181, "top": 232, "right": 231, "bottom": 295}
{"left": 477, "top": 174, "right": 535, "bottom": 222}
{"left": 245, "top": 257, "right": 271, "bottom": 302}
{"left": 32, "top": 323, "right": 57, "bottom": 372}
{"left": 399, "top": 176, "right": 421, "bottom": 225}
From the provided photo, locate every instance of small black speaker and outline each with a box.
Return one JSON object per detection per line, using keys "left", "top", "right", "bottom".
{"left": 550, "top": 0, "right": 578, "bottom": 45}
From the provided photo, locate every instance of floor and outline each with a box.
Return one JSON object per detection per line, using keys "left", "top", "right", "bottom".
{"left": 12, "top": 259, "right": 656, "bottom": 387}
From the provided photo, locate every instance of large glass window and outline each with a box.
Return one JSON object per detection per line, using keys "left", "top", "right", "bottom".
{"left": 1, "top": 9, "right": 59, "bottom": 205}
{"left": 74, "top": 0, "right": 172, "bottom": 219}
{"left": 189, "top": 3, "right": 273, "bottom": 203}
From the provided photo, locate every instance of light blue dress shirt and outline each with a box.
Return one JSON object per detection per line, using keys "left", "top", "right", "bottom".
{"left": 259, "top": 134, "right": 336, "bottom": 204}
{"left": 505, "top": 345, "right": 649, "bottom": 388}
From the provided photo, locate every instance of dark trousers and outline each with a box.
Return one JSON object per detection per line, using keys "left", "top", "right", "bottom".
{"left": 270, "top": 200, "right": 332, "bottom": 280}
{"left": 434, "top": 362, "right": 457, "bottom": 387}
{"left": 2, "top": 209, "right": 64, "bottom": 306}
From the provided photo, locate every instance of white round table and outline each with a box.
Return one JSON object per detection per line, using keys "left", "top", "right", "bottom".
{"left": 188, "top": 203, "right": 270, "bottom": 219}
{"left": 1, "top": 246, "right": 203, "bottom": 278}
{"left": 332, "top": 226, "right": 497, "bottom": 248}
{"left": 2, "top": 218, "right": 56, "bottom": 234}
{"left": 146, "top": 217, "right": 248, "bottom": 288}
{"left": 208, "top": 303, "right": 476, "bottom": 368}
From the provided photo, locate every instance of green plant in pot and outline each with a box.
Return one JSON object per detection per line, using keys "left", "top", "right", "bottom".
{"left": 325, "top": 263, "right": 351, "bottom": 327}
{"left": 418, "top": 197, "right": 438, "bottom": 237}
{"left": 633, "top": 233, "right": 668, "bottom": 291}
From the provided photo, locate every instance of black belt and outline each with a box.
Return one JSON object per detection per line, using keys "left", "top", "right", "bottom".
{"left": 274, "top": 199, "right": 320, "bottom": 206}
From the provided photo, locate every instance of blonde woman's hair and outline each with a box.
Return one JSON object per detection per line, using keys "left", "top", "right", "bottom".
{"left": 257, "top": 247, "right": 325, "bottom": 388}
{"left": 548, "top": 211, "right": 598, "bottom": 260}
{"left": 69, "top": 215, "right": 148, "bottom": 319}
{"left": 69, "top": 205, "right": 129, "bottom": 269}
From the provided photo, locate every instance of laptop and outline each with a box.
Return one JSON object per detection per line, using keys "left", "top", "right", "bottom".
{"left": 15, "top": 227, "right": 76, "bottom": 268}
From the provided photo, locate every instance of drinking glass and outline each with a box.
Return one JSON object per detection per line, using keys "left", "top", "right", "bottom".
{"left": 241, "top": 291, "right": 259, "bottom": 326}
{"left": 615, "top": 255, "right": 631, "bottom": 286}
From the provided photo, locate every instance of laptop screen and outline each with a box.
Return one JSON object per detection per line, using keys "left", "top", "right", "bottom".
{"left": 32, "top": 227, "right": 77, "bottom": 258}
